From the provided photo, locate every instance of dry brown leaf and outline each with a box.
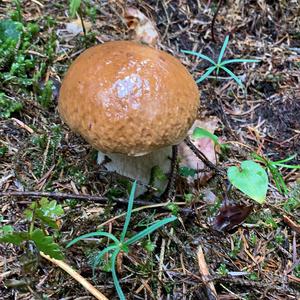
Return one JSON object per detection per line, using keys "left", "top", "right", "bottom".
{"left": 124, "top": 7, "right": 159, "bottom": 46}
{"left": 57, "top": 19, "right": 92, "bottom": 41}
{"left": 178, "top": 117, "right": 220, "bottom": 184}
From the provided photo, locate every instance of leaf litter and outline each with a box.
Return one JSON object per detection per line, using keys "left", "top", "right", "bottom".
{"left": 0, "top": 1, "right": 300, "bottom": 299}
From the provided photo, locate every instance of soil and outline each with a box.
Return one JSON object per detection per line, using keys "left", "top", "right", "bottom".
{"left": 0, "top": 1, "right": 299, "bottom": 300}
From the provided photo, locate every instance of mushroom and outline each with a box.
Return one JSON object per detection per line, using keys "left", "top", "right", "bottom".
{"left": 59, "top": 41, "right": 199, "bottom": 194}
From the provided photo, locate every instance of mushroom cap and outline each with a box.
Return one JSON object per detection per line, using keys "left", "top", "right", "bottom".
{"left": 59, "top": 41, "right": 199, "bottom": 156}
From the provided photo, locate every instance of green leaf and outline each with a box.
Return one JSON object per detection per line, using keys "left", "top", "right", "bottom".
{"left": 196, "top": 66, "right": 216, "bottom": 83}
{"left": 0, "top": 232, "right": 28, "bottom": 245}
{"left": 227, "top": 160, "right": 268, "bottom": 204}
{"left": 125, "top": 216, "right": 177, "bottom": 246}
{"left": 0, "top": 225, "right": 14, "bottom": 235}
{"left": 120, "top": 181, "right": 137, "bottom": 243}
{"left": 67, "top": 231, "right": 120, "bottom": 248}
{"left": 39, "top": 198, "right": 64, "bottom": 219}
{"left": 30, "top": 229, "right": 64, "bottom": 260}
{"left": 181, "top": 50, "right": 216, "bottom": 66}
{"left": 151, "top": 166, "right": 167, "bottom": 182}
{"left": 92, "top": 245, "right": 118, "bottom": 275}
{"left": 192, "top": 127, "right": 219, "bottom": 144}
{"left": 220, "top": 58, "right": 260, "bottom": 66}
{"left": 111, "top": 249, "right": 125, "bottom": 300}
{"left": 276, "top": 164, "right": 300, "bottom": 169}
{"left": 272, "top": 154, "right": 297, "bottom": 165}
{"left": 35, "top": 210, "right": 59, "bottom": 229}
{"left": 24, "top": 198, "right": 64, "bottom": 229}
{"left": 69, "top": 0, "right": 82, "bottom": 18}
{"left": 179, "top": 166, "right": 196, "bottom": 177}
{"left": 218, "top": 35, "right": 230, "bottom": 64}
{"left": 0, "top": 19, "right": 23, "bottom": 42}
{"left": 221, "top": 66, "right": 244, "bottom": 88}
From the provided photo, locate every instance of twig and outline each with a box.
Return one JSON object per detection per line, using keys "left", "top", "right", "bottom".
{"left": 282, "top": 215, "right": 300, "bottom": 234}
{"left": 210, "top": 0, "right": 224, "bottom": 43}
{"left": 184, "top": 137, "right": 225, "bottom": 175}
{"left": 40, "top": 252, "right": 108, "bottom": 300}
{"left": 161, "top": 145, "right": 178, "bottom": 201}
{"left": 197, "top": 245, "right": 218, "bottom": 300}
{"left": 78, "top": 8, "right": 86, "bottom": 37}
{"left": 0, "top": 191, "right": 194, "bottom": 214}
{"left": 157, "top": 238, "right": 166, "bottom": 299}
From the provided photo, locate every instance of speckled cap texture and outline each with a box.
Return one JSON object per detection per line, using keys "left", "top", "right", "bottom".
{"left": 58, "top": 41, "right": 199, "bottom": 156}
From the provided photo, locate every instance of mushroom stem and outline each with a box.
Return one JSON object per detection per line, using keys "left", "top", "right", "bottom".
{"left": 97, "top": 147, "right": 172, "bottom": 195}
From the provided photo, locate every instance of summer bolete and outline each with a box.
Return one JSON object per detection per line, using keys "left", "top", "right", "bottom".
{"left": 59, "top": 41, "right": 199, "bottom": 193}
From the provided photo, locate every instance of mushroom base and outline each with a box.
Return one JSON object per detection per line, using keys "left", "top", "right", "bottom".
{"left": 97, "top": 147, "right": 172, "bottom": 195}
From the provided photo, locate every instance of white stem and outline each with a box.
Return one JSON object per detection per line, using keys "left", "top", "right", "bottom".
{"left": 97, "top": 147, "right": 172, "bottom": 195}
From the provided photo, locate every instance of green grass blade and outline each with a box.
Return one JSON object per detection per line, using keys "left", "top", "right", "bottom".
{"left": 181, "top": 50, "right": 216, "bottom": 66}
{"left": 269, "top": 165, "right": 288, "bottom": 194}
{"left": 111, "top": 249, "right": 125, "bottom": 300}
{"left": 220, "top": 58, "right": 260, "bottom": 66}
{"left": 272, "top": 154, "right": 297, "bottom": 165}
{"left": 92, "top": 245, "right": 118, "bottom": 275}
{"left": 120, "top": 181, "right": 137, "bottom": 243}
{"left": 221, "top": 66, "right": 244, "bottom": 88}
{"left": 125, "top": 216, "right": 176, "bottom": 246}
{"left": 217, "top": 35, "right": 230, "bottom": 64}
{"left": 276, "top": 164, "right": 300, "bottom": 169}
{"left": 196, "top": 66, "right": 216, "bottom": 83}
{"left": 66, "top": 232, "right": 120, "bottom": 248}
{"left": 252, "top": 153, "right": 267, "bottom": 164}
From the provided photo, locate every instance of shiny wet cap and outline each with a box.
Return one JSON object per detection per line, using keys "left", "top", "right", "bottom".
{"left": 58, "top": 41, "right": 199, "bottom": 156}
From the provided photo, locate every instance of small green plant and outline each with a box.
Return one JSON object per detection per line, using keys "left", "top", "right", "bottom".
{"left": 10, "top": 0, "right": 23, "bottom": 22}
{"left": 37, "top": 80, "right": 54, "bottom": 108}
{"left": 0, "top": 146, "right": 8, "bottom": 157}
{"left": 229, "top": 234, "right": 242, "bottom": 258}
{"left": 282, "top": 184, "right": 300, "bottom": 213}
{"left": 67, "top": 181, "right": 176, "bottom": 300}
{"left": 0, "top": 198, "right": 64, "bottom": 260}
{"left": 247, "top": 272, "right": 259, "bottom": 281}
{"left": 0, "top": 93, "right": 23, "bottom": 118}
{"left": 294, "top": 263, "right": 300, "bottom": 278}
{"left": 181, "top": 127, "right": 269, "bottom": 204}
{"left": 253, "top": 153, "right": 300, "bottom": 195}
{"left": 182, "top": 35, "right": 259, "bottom": 88}
{"left": 216, "top": 263, "right": 229, "bottom": 276}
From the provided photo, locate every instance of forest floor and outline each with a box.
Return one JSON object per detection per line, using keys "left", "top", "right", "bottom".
{"left": 0, "top": 1, "right": 300, "bottom": 299}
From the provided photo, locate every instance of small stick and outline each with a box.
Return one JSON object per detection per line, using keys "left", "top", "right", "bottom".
{"left": 157, "top": 238, "right": 166, "bottom": 299}
{"left": 184, "top": 137, "right": 224, "bottom": 175}
{"left": 0, "top": 191, "right": 194, "bottom": 214}
{"left": 197, "top": 245, "right": 218, "bottom": 300}
{"left": 283, "top": 215, "right": 300, "bottom": 234}
{"left": 210, "top": 0, "right": 224, "bottom": 43}
{"left": 162, "top": 145, "right": 178, "bottom": 201}
{"left": 0, "top": 191, "right": 151, "bottom": 206}
{"left": 40, "top": 252, "right": 109, "bottom": 300}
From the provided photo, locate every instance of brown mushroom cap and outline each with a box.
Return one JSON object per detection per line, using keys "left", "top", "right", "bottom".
{"left": 59, "top": 41, "right": 199, "bottom": 156}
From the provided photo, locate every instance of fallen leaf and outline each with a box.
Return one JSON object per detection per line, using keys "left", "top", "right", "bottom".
{"left": 178, "top": 117, "right": 220, "bottom": 184}
{"left": 124, "top": 7, "right": 159, "bottom": 46}
{"left": 66, "top": 18, "right": 92, "bottom": 35}
{"left": 212, "top": 202, "right": 253, "bottom": 232}
{"left": 57, "top": 18, "right": 92, "bottom": 41}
